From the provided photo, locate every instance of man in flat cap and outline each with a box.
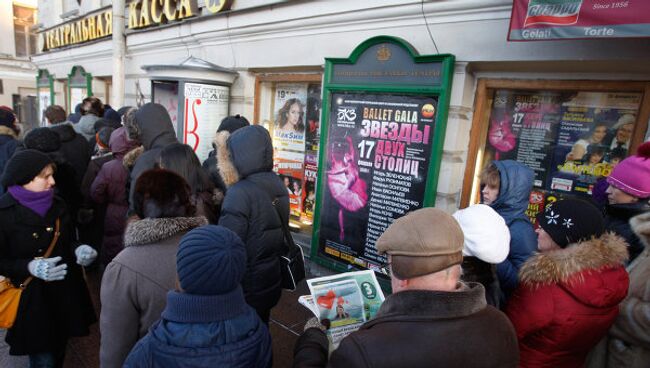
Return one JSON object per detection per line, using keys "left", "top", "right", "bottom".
{"left": 293, "top": 207, "right": 518, "bottom": 368}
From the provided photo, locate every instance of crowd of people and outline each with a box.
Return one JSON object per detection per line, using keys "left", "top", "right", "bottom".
{"left": 0, "top": 98, "right": 649, "bottom": 368}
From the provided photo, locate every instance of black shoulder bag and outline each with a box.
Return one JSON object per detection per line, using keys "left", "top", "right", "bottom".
{"left": 271, "top": 198, "right": 306, "bottom": 291}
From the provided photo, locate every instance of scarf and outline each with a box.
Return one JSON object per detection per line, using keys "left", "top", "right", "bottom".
{"left": 8, "top": 185, "right": 54, "bottom": 218}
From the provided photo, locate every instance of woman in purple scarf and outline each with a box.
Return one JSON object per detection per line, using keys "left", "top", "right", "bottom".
{"left": 0, "top": 149, "right": 97, "bottom": 368}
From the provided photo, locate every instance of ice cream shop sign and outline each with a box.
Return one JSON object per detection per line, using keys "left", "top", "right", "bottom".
{"left": 41, "top": 0, "right": 233, "bottom": 51}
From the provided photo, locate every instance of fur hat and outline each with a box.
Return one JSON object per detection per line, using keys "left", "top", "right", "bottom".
{"left": 1, "top": 149, "right": 54, "bottom": 187}
{"left": 24, "top": 127, "right": 62, "bottom": 153}
{"left": 607, "top": 142, "right": 650, "bottom": 199}
{"left": 218, "top": 115, "right": 250, "bottom": 134}
{"left": 376, "top": 207, "right": 464, "bottom": 279}
{"left": 453, "top": 204, "right": 510, "bottom": 264}
{"left": 133, "top": 168, "right": 195, "bottom": 219}
{"left": 176, "top": 225, "right": 246, "bottom": 295}
{"left": 537, "top": 199, "right": 604, "bottom": 248}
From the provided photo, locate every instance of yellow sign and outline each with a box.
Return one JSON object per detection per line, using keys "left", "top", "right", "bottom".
{"left": 42, "top": 0, "right": 234, "bottom": 51}
{"left": 43, "top": 10, "right": 112, "bottom": 51}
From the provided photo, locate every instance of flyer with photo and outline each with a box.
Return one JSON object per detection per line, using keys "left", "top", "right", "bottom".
{"left": 302, "top": 270, "right": 385, "bottom": 349}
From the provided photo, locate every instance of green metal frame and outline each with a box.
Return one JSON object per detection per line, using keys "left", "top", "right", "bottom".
{"left": 36, "top": 69, "right": 55, "bottom": 106}
{"left": 309, "top": 36, "right": 455, "bottom": 281}
{"left": 67, "top": 65, "right": 93, "bottom": 112}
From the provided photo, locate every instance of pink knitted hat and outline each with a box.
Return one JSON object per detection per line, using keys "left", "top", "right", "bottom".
{"left": 607, "top": 142, "right": 650, "bottom": 198}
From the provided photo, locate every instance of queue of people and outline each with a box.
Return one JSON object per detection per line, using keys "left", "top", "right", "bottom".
{"left": 0, "top": 99, "right": 648, "bottom": 368}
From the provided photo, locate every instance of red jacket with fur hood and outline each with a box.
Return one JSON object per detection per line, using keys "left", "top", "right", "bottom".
{"left": 506, "top": 233, "right": 629, "bottom": 368}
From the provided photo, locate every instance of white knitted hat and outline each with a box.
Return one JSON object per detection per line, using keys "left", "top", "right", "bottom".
{"left": 452, "top": 204, "right": 510, "bottom": 264}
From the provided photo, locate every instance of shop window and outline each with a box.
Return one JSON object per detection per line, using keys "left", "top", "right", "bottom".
{"left": 254, "top": 74, "right": 323, "bottom": 240}
{"left": 462, "top": 80, "right": 650, "bottom": 226}
{"left": 13, "top": 4, "right": 37, "bottom": 57}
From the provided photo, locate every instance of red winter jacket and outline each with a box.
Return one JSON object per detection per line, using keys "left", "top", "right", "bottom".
{"left": 506, "top": 233, "right": 629, "bottom": 368}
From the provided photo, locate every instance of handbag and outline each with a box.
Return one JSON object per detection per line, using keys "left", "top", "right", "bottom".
{"left": 271, "top": 199, "right": 306, "bottom": 291}
{"left": 0, "top": 218, "right": 60, "bottom": 329}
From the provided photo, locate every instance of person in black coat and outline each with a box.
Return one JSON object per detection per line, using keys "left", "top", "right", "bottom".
{"left": 216, "top": 125, "right": 289, "bottom": 324}
{"left": 45, "top": 105, "right": 91, "bottom": 188}
{"left": 202, "top": 114, "right": 250, "bottom": 196}
{"left": 0, "top": 107, "right": 20, "bottom": 194}
{"left": 0, "top": 150, "right": 96, "bottom": 366}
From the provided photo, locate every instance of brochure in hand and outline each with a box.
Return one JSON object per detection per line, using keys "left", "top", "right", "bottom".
{"left": 299, "top": 270, "right": 385, "bottom": 349}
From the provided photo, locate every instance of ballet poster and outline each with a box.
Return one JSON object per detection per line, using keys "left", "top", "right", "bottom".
{"left": 316, "top": 93, "right": 437, "bottom": 270}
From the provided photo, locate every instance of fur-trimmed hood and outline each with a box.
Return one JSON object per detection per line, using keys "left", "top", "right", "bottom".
{"left": 0, "top": 125, "right": 18, "bottom": 138}
{"left": 124, "top": 216, "right": 207, "bottom": 247}
{"left": 215, "top": 125, "right": 274, "bottom": 188}
{"left": 519, "top": 233, "right": 629, "bottom": 307}
{"left": 122, "top": 145, "right": 144, "bottom": 169}
{"left": 631, "top": 211, "right": 650, "bottom": 249}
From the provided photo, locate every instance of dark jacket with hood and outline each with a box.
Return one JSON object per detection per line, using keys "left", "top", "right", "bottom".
{"left": 489, "top": 160, "right": 537, "bottom": 300}
{"left": 0, "top": 126, "right": 19, "bottom": 194}
{"left": 0, "top": 194, "right": 96, "bottom": 355}
{"left": 293, "top": 283, "right": 519, "bottom": 368}
{"left": 123, "top": 289, "right": 272, "bottom": 368}
{"left": 507, "top": 233, "right": 630, "bottom": 368}
{"left": 127, "top": 103, "right": 178, "bottom": 212}
{"left": 216, "top": 125, "right": 289, "bottom": 317}
{"left": 604, "top": 201, "right": 649, "bottom": 263}
{"left": 100, "top": 215, "right": 208, "bottom": 368}
{"left": 50, "top": 122, "right": 91, "bottom": 187}
{"left": 90, "top": 127, "right": 140, "bottom": 265}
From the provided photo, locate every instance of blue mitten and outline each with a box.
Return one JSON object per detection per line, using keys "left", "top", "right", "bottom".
{"left": 27, "top": 256, "right": 67, "bottom": 281}
{"left": 75, "top": 245, "right": 97, "bottom": 266}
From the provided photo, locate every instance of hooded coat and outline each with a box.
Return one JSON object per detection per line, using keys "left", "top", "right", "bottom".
{"left": 74, "top": 113, "right": 99, "bottom": 142}
{"left": 0, "top": 194, "right": 96, "bottom": 355}
{"left": 293, "top": 283, "right": 519, "bottom": 368}
{"left": 50, "top": 123, "right": 91, "bottom": 187}
{"left": 127, "top": 103, "right": 178, "bottom": 212}
{"left": 99, "top": 216, "right": 207, "bottom": 368}
{"left": 489, "top": 160, "right": 537, "bottom": 299}
{"left": 0, "top": 126, "right": 19, "bottom": 194}
{"left": 506, "top": 233, "right": 629, "bottom": 368}
{"left": 216, "top": 125, "right": 289, "bottom": 320}
{"left": 587, "top": 212, "right": 650, "bottom": 368}
{"left": 90, "top": 127, "right": 140, "bottom": 265}
{"left": 123, "top": 289, "right": 272, "bottom": 368}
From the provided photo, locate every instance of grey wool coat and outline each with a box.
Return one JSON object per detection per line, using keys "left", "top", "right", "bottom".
{"left": 588, "top": 211, "right": 650, "bottom": 368}
{"left": 99, "top": 216, "right": 207, "bottom": 368}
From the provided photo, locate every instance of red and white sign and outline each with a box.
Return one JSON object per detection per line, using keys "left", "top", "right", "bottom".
{"left": 183, "top": 83, "right": 229, "bottom": 162}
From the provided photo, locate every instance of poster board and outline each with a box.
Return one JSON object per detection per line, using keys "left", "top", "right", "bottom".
{"left": 182, "top": 82, "right": 230, "bottom": 162}
{"left": 310, "top": 36, "right": 455, "bottom": 278}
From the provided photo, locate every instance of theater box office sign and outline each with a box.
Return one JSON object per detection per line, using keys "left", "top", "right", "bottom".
{"left": 311, "top": 36, "right": 455, "bottom": 279}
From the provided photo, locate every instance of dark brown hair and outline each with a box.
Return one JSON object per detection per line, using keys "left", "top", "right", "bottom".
{"left": 81, "top": 96, "right": 104, "bottom": 117}
{"left": 133, "top": 168, "right": 195, "bottom": 219}
{"left": 44, "top": 105, "right": 67, "bottom": 124}
{"left": 479, "top": 163, "right": 500, "bottom": 189}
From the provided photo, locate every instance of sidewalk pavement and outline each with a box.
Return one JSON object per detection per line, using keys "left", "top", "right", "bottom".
{"left": 0, "top": 255, "right": 331, "bottom": 368}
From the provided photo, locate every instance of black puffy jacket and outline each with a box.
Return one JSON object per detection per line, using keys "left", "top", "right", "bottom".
{"left": 217, "top": 125, "right": 289, "bottom": 313}
{"left": 50, "top": 122, "right": 90, "bottom": 186}
{"left": 605, "top": 201, "right": 649, "bottom": 263}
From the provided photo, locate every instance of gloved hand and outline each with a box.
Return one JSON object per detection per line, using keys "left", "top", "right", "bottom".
{"left": 75, "top": 245, "right": 97, "bottom": 267}
{"left": 27, "top": 256, "right": 67, "bottom": 281}
{"left": 304, "top": 317, "right": 330, "bottom": 332}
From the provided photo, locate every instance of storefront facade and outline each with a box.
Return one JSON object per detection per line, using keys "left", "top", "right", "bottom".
{"left": 33, "top": 0, "right": 650, "bottom": 251}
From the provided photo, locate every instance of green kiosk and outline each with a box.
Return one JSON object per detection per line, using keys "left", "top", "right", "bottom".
{"left": 67, "top": 65, "right": 92, "bottom": 114}
{"left": 36, "top": 69, "right": 54, "bottom": 126}
{"left": 310, "top": 36, "right": 455, "bottom": 288}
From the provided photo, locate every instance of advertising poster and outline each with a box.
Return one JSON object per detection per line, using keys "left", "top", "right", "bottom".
{"left": 273, "top": 83, "right": 308, "bottom": 152}
{"left": 509, "top": 0, "right": 650, "bottom": 41}
{"left": 38, "top": 88, "right": 50, "bottom": 127}
{"left": 183, "top": 82, "right": 230, "bottom": 162}
{"left": 301, "top": 153, "right": 318, "bottom": 225}
{"left": 486, "top": 90, "right": 564, "bottom": 188}
{"left": 317, "top": 93, "right": 437, "bottom": 270}
{"left": 274, "top": 150, "right": 305, "bottom": 218}
{"left": 153, "top": 82, "right": 180, "bottom": 134}
{"left": 548, "top": 92, "right": 641, "bottom": 195}
{"left": 305, "top": 84, "right": 322, "bottom": 151}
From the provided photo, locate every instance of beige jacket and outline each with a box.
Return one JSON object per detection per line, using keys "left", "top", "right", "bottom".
{"left": 99, "top": 216, "right": 207, "bottom": 368}
{"left": 588, "top": 211, "right": 650, "bottom": 368}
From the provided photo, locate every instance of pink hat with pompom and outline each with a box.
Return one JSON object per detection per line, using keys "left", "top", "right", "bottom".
{"left": 607, "top": 142, "right": 650, "bottom": 198}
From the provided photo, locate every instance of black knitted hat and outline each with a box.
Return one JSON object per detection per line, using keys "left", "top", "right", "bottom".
{"left": 0, "top": 108, "right": 16, "bottom": 128}
{"left": 536, "top": 199, "right": 605, "bottom": 248}
{"left": 1, "top": 149, "right": 54, "bottom": 187}
{"left": 217, "top": 115, "right": 250, "bottom": 134}
{"left": 24, "top": 127, "right": 62, "bottom": 153}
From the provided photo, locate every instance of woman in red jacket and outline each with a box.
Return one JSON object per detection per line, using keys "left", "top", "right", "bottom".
{"left": 506, "top": 199, "right": 629, "bottom": 368}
